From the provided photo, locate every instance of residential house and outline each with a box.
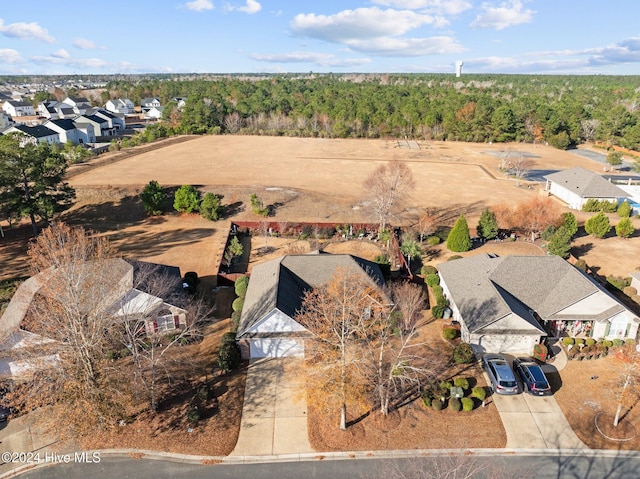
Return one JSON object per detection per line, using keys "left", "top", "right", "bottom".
{"left": 0, "top": 258, "right": 188, "bottom": 348}
{"left": 0, "top": 111, "right": 14, "bottom": 132}
{"left": 74, "top": 114, "right": 116, "bottom": 137}
{"left": 141, "top": 97, "right": 161, "bottom": 109}
{"left": 172, "top": 97, "right": 186, "bottom": 110}
{"left": 144, "top": 106, "right": 164, "bottom": 120}
{"left": 36, "top": 100, "right": 59, "bottom": 119}
{"left": 43, "top": 118, "right": 95, "bottom": 144}
{"left": 236, "top": 253, "right": 385, "bottom": 359}
{"left": 62, "top": 96, "right": 92, "bottom": 114}
{"left": 105, "top": 98, "right": 135, "bottom": 115}
{"left": 3, "top": 124, "right": 60, "bottom": 145}
{"left": 94, "top": 109, "right": 125, "bottom": 131}
{"left": 53, "top": 103, "right": 75, "bottom": 119}
{"left": 2, "top": 100, "right": 35, "bottom": 117}
{"left": 544, "top": 167, "right": 628, "bottom": 210}
{"left": 438, "top": 254, "right": 640, "bottom": 354}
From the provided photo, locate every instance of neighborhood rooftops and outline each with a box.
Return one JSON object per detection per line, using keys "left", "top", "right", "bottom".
{"left": 10, "top": 124, "right": 58, "bottom": 138}
{"left": 544, "top": 167, "right": 628, "bottom": 199}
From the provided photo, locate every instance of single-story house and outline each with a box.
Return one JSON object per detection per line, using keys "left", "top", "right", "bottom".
{"left": 236, "top": 253, "right": 385, "bottom": 359}
{"left": 438, "top": 255, "right": 640, "bottom": 354}
{"left": 544, "top": 167, "right": 628, "bottom": 210}
{"left": 0, "top": 258, "right": 188, "bottom": 345}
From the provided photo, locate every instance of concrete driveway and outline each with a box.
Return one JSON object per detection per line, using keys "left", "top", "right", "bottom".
{"left": 231, "top": 357, "right": 313, "bottom": 456}
{"left": 492, "top": 392, "right": 586, "bottom": 449}
{"left": 486, "top": 350, "right": 586, "bottom": 450}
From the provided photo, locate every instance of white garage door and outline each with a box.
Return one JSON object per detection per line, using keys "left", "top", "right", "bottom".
{"left": 478, "top": 335, "right": 534, "bottom": 354}
{"left": 249, "top": 339, "right": 304, "bottom": 358}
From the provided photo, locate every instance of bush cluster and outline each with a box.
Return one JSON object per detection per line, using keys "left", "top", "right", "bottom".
{"left": 443, "top": 327, "right": 458, "bottom": 340}
{"left": 425, "top": 274, "right": 440, "bottom": 287}
{"left": 421, "top": 265, "right": 438, "bottom": 276}
{"left": 582, "top": 198, "right": 618, "bottom": 213}
{"left": 453, "top": 343, "right": 474, "bottom": 364}
{"left": 607, "top": 275, "right": 632, "bottom": 291}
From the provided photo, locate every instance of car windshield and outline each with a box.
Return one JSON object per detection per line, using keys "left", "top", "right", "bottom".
{"left": 527, "top": 366, "right": 547, "bottom": 382}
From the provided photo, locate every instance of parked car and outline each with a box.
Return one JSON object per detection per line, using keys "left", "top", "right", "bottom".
{"left": 513, "top": 357, "right": 552, "bottom": 396}
{"left": 482, "top": 354, "right": 519, "bottom": 395}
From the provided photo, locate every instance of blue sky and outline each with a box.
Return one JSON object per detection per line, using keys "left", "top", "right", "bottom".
{"left": 1, "top": 0, "right": 640, "bottom": 75}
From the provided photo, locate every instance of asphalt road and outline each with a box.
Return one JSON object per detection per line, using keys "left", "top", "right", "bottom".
{"left": 13, "top": 451, "right": 640, "bottom": 479}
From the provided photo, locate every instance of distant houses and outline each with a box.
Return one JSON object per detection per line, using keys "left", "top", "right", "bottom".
{"left": 105, "top": 98, "right": 135, "bottom": 115}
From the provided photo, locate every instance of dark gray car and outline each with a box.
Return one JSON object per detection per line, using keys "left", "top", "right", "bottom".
{"left": 482, "top": 354, "right": 519, "bottom": 395}
{"left": 513, "top": 357, "right": 552, "bottom": 396}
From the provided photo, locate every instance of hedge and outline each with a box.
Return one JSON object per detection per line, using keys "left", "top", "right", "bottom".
{"left": 461, "top": 398, "right": 474, "bottom": 412}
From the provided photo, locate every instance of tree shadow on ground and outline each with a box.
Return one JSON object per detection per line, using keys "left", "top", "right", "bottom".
{"left": 222, "top": 201, "right": 244, "bottom": 219}
{"left": 571, "top": 242, "right": 594, "bottom": 257}
{"left": 62, "top": 194, "right": 147, "bottom": 232}
{"left": 109, "top": 227, "right": 216, "bottom": 258}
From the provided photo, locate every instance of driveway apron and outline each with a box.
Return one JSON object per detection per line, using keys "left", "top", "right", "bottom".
{"left": 232, "top": 357, "right": 313, "bottom": 456}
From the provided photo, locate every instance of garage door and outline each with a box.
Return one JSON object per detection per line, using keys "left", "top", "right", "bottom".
{"left": 249, "top": 339, "right": 304, "bottom": 358}
{"left": 478, "top": 335, "right": 534, "bottom": 354}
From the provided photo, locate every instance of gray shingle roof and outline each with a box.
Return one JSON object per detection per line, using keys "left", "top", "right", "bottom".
{"left": 12, "top": 124, "right": 58, "bottom": 138}
{"left": 544, "top": 167, "right": 628, "bottom": 199}
{"left": 438, "top": 255, "right": 632, "bottom": 334}
{"left": 237, "top": 254, "right": 384, "bottom": 339}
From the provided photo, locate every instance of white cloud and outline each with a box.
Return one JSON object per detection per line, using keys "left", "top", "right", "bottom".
{"left": 290, "top": 7, "right": 462, "bottom": 57}
{"left": 471, "top": 1, "right": 534, "bottom": 30}
{"left": 250, "top": 51, "right": 371, "bottom": 67}
{"left": 185, "top": 0, "right": 214, "bottom": 12}
{"left": 236, "top": 0, "right": 261, "bottom": 14}
{"left": 73, "top": 38, "right": 97, "bottom": 50}
{"left": 371, "top": 0, "right": 472, "bottom": 15}
{"left": 0, "top": 19, "right": 55, "bottom": 43}
{"left": 30, "top": 54, "right": 108, "bottom": 69}
{"left": 0, "top": 48, "right": 22, "bottom": 64}
{"left": 291, "top": 7, "right": 436, "bottom": 42}
{"left": 347, "top": 36, "right": 464, "bottom": 56}
{"left": 51, "top": 49, "right": 69, "bottom": 59}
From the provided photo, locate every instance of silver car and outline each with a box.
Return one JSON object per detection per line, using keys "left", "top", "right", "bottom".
{"left": 482, "top": 354, "right": 519, "bottom": 395}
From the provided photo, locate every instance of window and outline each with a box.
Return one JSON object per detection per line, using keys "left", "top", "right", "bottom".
{"left": 155, "top": 314, "right": 177, "bottom": 333}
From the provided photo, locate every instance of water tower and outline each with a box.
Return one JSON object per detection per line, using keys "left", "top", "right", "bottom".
{"left": 455, "top": 61, "right": 464, "bottom": 78}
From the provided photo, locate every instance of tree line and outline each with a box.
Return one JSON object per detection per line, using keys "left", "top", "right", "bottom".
{"left": 105, "top": 74, "right": 640, "bottom": 152}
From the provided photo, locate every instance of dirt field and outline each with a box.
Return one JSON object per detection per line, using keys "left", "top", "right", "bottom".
{"left": 2, "top": 136, "right": 636, "bottom": 283}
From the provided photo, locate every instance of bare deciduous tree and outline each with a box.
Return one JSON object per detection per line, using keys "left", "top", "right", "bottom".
{"left": 297, "top": 267, "right": 386, "bottom": 430}
{"left": 21, "top": 222, "right": 129, "bottom": 434}
{"left": 510, "top": 154, "right": 534, "bottom": 185}
{"left": 580, "top": 119, "right": 600, "bottom": 142}
{"left": 364, "top": 160, "right": 416, "bottom": 232}
{"left": 385, "top": 282, "right": 426, "bottom": 332}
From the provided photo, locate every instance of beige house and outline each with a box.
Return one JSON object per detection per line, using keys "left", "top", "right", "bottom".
{"left": 438, "top": 255, "right": 640, "bottom": 354}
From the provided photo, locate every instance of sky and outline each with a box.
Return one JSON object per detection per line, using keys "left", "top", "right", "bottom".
{"left": 1, "top": 0, "right": 640, "bottom": 76}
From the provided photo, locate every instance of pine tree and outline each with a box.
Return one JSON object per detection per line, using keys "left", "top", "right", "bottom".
{"left": 584, "top": 212, "right": 611, "bottom": 238}
{"left": 173, "top": 185, "right": 200, "bottom": 213}
{"left": 617, "top": 200, "right": 632, "bottom": 218}
{"left": 200, "top": 192, "right": 222, "bottom": 221}
{"left": 476, "top": 208, "right": 499, "bottom": 240}
{"left": 446, "top": 215, "right": 472, "bottom": 252}
{"left": 547, "top": 225, "right": 572, "bottom": 258}
{"left": 141, "top": 180, "right": 166, "bottom": 216}
{"left": 616, "top": 217, "right": 635, "bottom": 238}
{"left": 561, "top": 212, "right": 579, "bottom": 237}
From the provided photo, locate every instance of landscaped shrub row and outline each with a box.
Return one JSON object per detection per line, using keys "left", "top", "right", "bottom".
{"left": 582, "top": 198, "right": 618, "bottom": 213}
{"left": 421, "top": 378, "right": 485, "bottom": 412}
{"left": 562, "top": 336, "right": 636, "bottom": 360}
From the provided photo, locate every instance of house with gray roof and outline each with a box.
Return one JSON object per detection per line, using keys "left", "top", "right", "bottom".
{"left": 43, "top": 118, "right": 95, "bottom": 144}
{"left": 544, "top": 167, "right": 628, "bottom": 210}
{"left": 236, "top": 253, "right": 385, "bottom": 359}
{"left": 3, "top": 124, "right": 60, "bottom": 145}
{"left": 438, "top": 255, "right": 639, "bottom": 354}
